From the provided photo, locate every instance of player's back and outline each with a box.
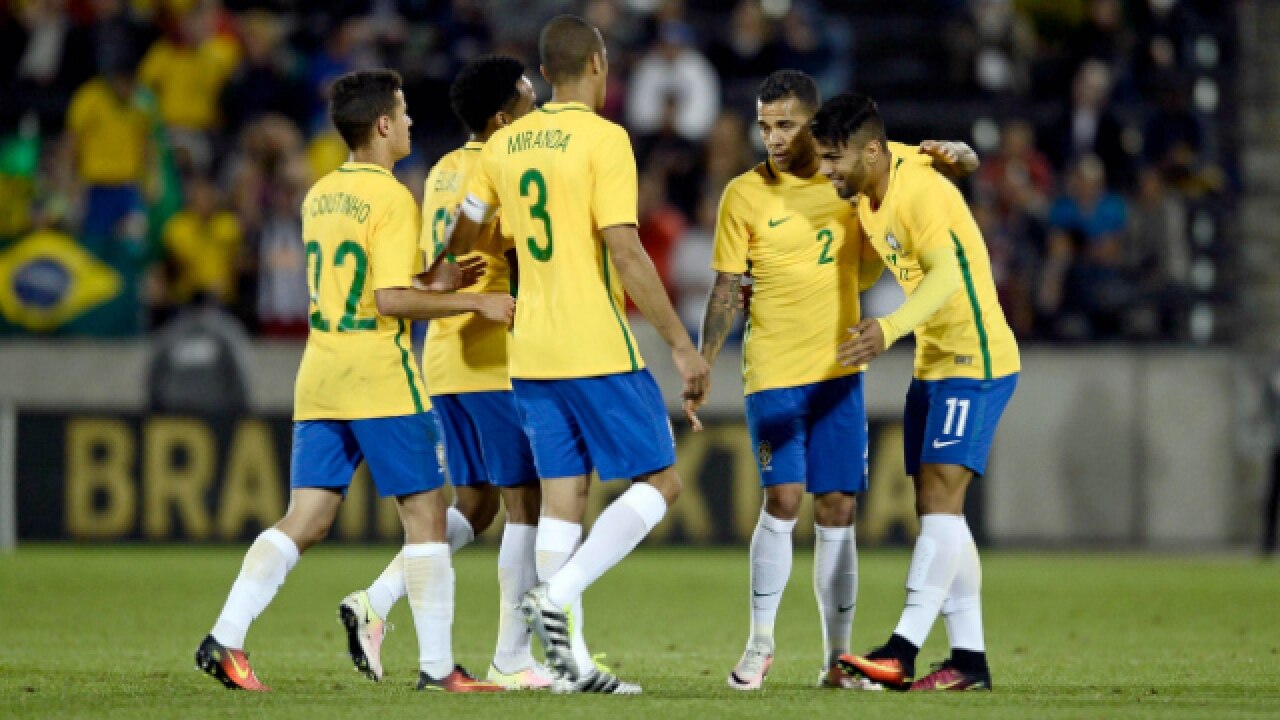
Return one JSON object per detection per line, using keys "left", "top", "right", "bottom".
{"left": 475, "top": 101, "right": 642, "bottom": 380}
{"left": 295, "top": 162, "right": 428, "bottom": 420}
{"left": 422, "top": 144, "right": 512, "bottom": 395}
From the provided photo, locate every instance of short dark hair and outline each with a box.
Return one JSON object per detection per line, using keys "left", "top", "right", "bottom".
{"left": 809, "top": 92, "right": 886, "bottom": 149}
{"left": 450, "top": 55, "right": 526, "bottom": 134}
{"left": 540, "top": 15, "right": 602, "bottom": 84}
{"left": 329, "top": 69, "right": 403, "bottom": 151}
{"left": 758, "top": 70, "right": 820, "bottom": 111}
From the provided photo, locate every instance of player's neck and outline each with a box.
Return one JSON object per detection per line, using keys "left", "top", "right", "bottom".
{"left": 549, "top": 82, "right": 596, "bottom": 110}
{"left": 349, "top": 145, "right": 396, "bottom": 173}
{"left": 866, "top": 156, "right": 892, "bottom": 206}
{"left": 785, "top": 151, "right": 820, "bottom": 180}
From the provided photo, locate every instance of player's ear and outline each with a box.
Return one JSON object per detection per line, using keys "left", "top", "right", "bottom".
{"left": 376, "top": 114, "right": 391, "bottom": 139}
{"left": 539, "top": 64, "right": 551, "bottom": 85}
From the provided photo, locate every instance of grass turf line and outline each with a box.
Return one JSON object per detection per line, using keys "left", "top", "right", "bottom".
{"left": 2, "top": 546, "right": 1278, "bottom": 719}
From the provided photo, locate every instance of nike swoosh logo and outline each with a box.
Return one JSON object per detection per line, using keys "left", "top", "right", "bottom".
{"left": 932, "top": 439, "right": 961, "bottom": 449}
{"left": 838, "top": 603, "right": 855, "bottom": 613}
{"left": 767, "top": 216, "right": 792, "bottom": 227}
{"left": 228, "top": 653, "right": 248, "bottom": 680}
{"left": 752, "top": 590, "right": 780, "bottom": 598}
{"left": 935, "top": 679, "right": 964, "bottom": 690}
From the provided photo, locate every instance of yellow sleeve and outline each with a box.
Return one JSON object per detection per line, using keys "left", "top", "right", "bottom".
{"left": 370, "top": 188, "right": 422, "bottom": 290}
{"left": 461, "top": 150, "right": 498, "bottom": 222}
{"left": 591, "top": 126, "right": 639, "bottom": 229}
{"left": 876, "top": 245, "right": 959, "bottom": 348}
{"left": 66, "top": 84, "right": 95, "bottom": 136}
{"left": 138, "top": 42, "right": 165, "bottom": 88}
{"left": 710, "top": 182, "right": 752, "bottom": 274}
{"left": 857, "top": 234, "right": 885, "bottom": 291}
{"left": 901, "top": 172, "right": 954, "bottom": 255}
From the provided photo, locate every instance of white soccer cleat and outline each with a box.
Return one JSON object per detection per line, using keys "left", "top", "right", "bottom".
{"left": 486, "top": 662, "right": 555, "bottom": 690}
{"left": 727, "top": 644, "right": 774, "bottom": 690}
{"left": 551, "top": 668, "right": 643, "bottom": 695}
{"left": 339, "top": 591, "right": 387, "bottom": 682}
{"left": 520, "top": 583, "right": 581, "bottom": 682}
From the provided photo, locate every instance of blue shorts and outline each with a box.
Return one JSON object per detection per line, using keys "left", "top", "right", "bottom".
{"left": 511, "top": 369, "right": 676, "bottom": 481}
{"left": 745, "top": 374, "right": 869, "bottom": 494}
{"left": 432, "top": 391, "right": 538, "bottom": 488}
{"left": 291, "top": 412, "right": 446, "bottom": 498}
{"left": 903, "top": 374, "right": 1019, "bottom": 477}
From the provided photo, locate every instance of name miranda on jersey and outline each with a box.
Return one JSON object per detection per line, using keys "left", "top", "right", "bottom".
{"left": 308, "top": 192, "right": 372, "bottom": 223}
{"left": 507, "top": 128, "right": 572, "bottom": 155}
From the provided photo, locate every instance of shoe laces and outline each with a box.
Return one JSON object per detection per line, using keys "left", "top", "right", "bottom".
{"left": 738, "top": 646, "right": 771, "bottom": 675}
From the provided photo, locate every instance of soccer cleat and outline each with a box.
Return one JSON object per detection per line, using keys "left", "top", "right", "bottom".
{"left": 552, "top": 667, "right": 642, "bottom": 695}
{"left": 910, "top": 660, "right": 993, "bottom": 692}
{"left": 339, "top": 591, "right": 386, "bottom": 682}
{"left": 194, "top": 634, "right": 269, "bottom": 691}
{"left": 838, "top": 648, "right": 914, "bottom": 691}
{"left": 818, "top": 663, "right": 884, "bottom": 690}
{"left": 416, "top": 665, "right": 507, "bottom": 692}
{"left": 726, "top": 645, "right": 773, "bottom": 690}
{"left": 520, "top": 583, "right": 580, "bottom": 682}
{"left": 486, "top": 662, "right": 555, "bottom": 690}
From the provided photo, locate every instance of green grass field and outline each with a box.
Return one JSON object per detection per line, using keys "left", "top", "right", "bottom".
{"left": 2, "top": 546, "right": 1278, "bottom": 719}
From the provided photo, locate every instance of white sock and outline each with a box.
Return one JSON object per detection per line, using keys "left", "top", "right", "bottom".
{"left": 942, "top": 523, "right": 985, "bottom": 652}
{"left": 536, "top": 516, "right": 592, "bottom": 671}
{"left": 211, "top": 528, "right": 299, "bottom": 648}
{"left": 893, "top": 514, "right": 969, "bottom": 648}
{"left": 748, "top": 510, "right": 796, "bottom": 651}
{"left": 493, "top": 522, "right": 538, "bottom": 672}
{"left": 546, "top": 483, "right": 667, "bottom": 608}
{"left": 403, "top": 542, "right": 454, "bottom": 678}
{"left": 814, "top": 523, "right": 857, "bottom": 667}
{"left": 363, "top": 507, "right": 473, "bottom": 619}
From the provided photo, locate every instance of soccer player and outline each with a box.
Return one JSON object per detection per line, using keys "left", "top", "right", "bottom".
{"left": 194, "top": 69, "right": 513, "bottom": 693}
{"left": 443, "top": 15, "right": 710, "bottom": 694}
{"left": 338, "top": 55, "right": 553, "bottom": 690}
{"left": 698, "top": 69, "right": 979, "bottom": 691}
{"left": 811, "top": 93, "right": 1020, "bottom": 692}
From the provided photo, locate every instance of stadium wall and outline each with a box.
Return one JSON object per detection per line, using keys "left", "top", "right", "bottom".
{"left": 0, "top": 329, "right": 1262, "bottom": 549}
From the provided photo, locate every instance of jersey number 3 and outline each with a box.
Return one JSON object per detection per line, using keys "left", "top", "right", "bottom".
{"left": 305, "top": 240, "right": 377, "bottom": 332}
{"left": 520, "top": 168, "right": 554, "bottom": 262}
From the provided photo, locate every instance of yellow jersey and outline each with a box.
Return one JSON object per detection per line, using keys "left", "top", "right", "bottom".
{"left": 857, "top": 155, "right": 1020, "bottom": 380}
{"left": 294, "top": 162, "right": 429, "bottom": 420}
{"left": 712, "top": 142, "right": 930, "bottom": 395}
{"left": 162, "top": 210, "right": 243, "bottom": 303}
{"left": 138, "top": 36, "right": 240, "bottom": 130}
{"left": 466, "top": 101, "right": 643, "bottom": 379}
{"left": 66, "top": 79, "right": 148, "bottom": 185}
{"left": 421, "top": 142, "right": 514, "bottom": 394}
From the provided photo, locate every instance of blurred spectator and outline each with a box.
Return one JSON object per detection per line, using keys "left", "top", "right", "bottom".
{"left": 946, "top": 0, "right": 1036, "bottom": 98}
{"left": 159, "top": 173, "right": 242, "bottom": 308}
{"left": 633, "top": 170, "right": 686, "bottom": 311}
{"left": 1142, "top": 73, "right": 1220, "bottom": 196}
{"left": 707, "top": 0, "right": 778, "bottom": 119}
{"left": 62, "top": 59, "right": 150, "bottom": 259}
{"left": 776, "top": 4, "right": 836, "bottom": 93}
{"left": 137, "top": 1, "right": 240, "bottom": 171}
{"left": 251, "top": 157, "right": 309, "bottom": 337}
{"left": 977, "top": 119, "right": 1054, "bottom": 213}
{"left": 1067, "top": 0, "right": 1132, "bottom": 81}
{"left": 1039, "top": 155, "right": 1129, "bottom": 338}
{"left": 1125, "top": 165, "right": 1189, "bottom": 337}
{"left": 1041, "top": 59, "right": 1134, "bottom": 190}
{"left": 634, "top": 93, "right": 701, "bottom": 217}
{"left": 626, "top": 21, "right": 720, "bottom": 142}
{"left": 973, "top": 197, "right": 1036, "bottom": 337}
{"left": 2, "top": 0, "right": 96, "bottom": 135}
{"left": 220, "top": 10, "right": 308, "bottom": 136}
{"left": 700, "top": 111, "right": 754, "bottom": 206}
{"left": 671, "top": 193, "right": 717, "bottom": 331}
{"left": 225, "top": 114, "right": 304, "bottom": 235}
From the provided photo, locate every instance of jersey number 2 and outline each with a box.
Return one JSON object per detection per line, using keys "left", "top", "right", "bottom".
{"left": 305, "top": 240, "right": 377, "bottom": 332}
{"left": 817, "top": 229, "right": 834, "bottom": 265}
{"left": 520, "top": 168, "right": 554, "bottom": 262}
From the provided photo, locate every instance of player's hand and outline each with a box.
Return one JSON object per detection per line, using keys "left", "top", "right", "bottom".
{"left": 474, "top": 293, "right": 515, "bottom": 325}
{"left": 416, "top": 256, "right": 487, "bottom": 292}
{"left": 839, "top": 319, "right": 886, "bottom": 367}
{"left": 919, "top": 140, "right": 959, "bottom": 165}
{"left": 673, "top": 344, "right": 710, "bottom": 432}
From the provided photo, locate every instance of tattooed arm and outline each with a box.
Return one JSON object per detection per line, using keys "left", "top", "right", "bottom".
{"left": 699, "top": 271, "right": 743, "bottom": 366}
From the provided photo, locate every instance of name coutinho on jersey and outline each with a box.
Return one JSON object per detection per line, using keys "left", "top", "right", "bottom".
{"left": 308, "top": 192, "right": 372, "bottom": 224}
{"left": 506, "top": 128, "right": 572, "bottom": 155}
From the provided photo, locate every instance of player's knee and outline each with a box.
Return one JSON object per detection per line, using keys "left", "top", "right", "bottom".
{"left": 764, "top": 487, "right": 803, "bottom": 520}
{"left": 813, "top": 493, "right": 856, "bottom": 527}
{"left": 457, "top": 487, "right": 501, "bottom": 534}
{"left": 641, "top": 467, "right": 681, "bottom": 505}
{"left": 503, "top": 484, "right": 541, "bottom": 525}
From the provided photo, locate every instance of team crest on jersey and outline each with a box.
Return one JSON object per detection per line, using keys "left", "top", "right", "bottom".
{"left": 757, "top": 441, "right": 773, "bottom": 471}
{"left": 885, "top": 232, "right": 902, "bottom": 252}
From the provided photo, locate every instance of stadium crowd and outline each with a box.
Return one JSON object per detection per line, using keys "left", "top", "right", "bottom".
{"left": 0, "top": 0, "right": 1234, "bottom": 342}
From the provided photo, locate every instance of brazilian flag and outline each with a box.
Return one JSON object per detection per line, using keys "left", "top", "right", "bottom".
{"left": 0, "top": 230, "right": 123, "bottom": 333}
